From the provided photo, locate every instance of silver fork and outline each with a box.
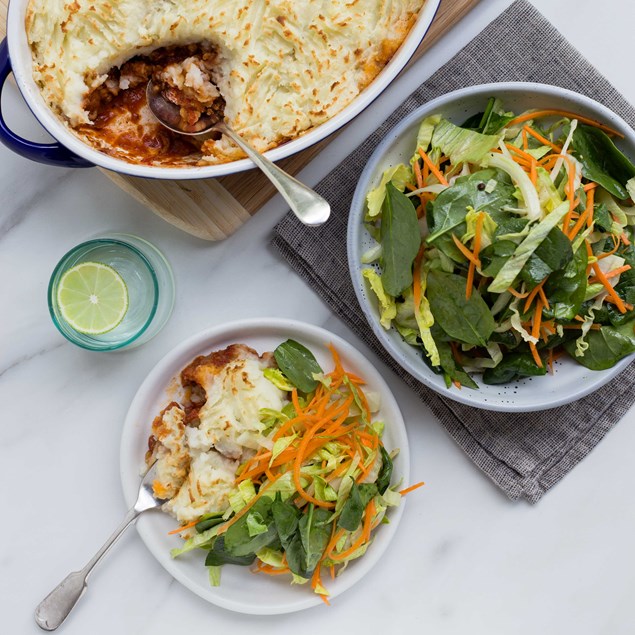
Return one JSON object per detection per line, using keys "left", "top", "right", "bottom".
{"left": 35, "top": 461, "right": 165, "bottom": 631}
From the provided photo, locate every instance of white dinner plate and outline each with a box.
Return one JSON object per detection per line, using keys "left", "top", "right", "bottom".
{"left": 120, "top": 318, "right": 409, "bottom": 614}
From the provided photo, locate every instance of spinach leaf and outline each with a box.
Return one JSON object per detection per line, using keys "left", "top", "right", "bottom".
{"left": 570, "top": 124, "right": 635, "bottom": 200}
{"left": 520, "top": 227, "right": 573, "bottom": 288}
{"left": 204, "top": 536, "right": 256, "bottom": 567}
{"left": 426, "top": 270, "right": 496, "bottom": 346}
{"left": 375, "top": 446, "right": 393, "bottom": 495}
{"left": 427, "top": 169, "right": 515, "bottom": 243}
{"left": 480, "top": 240, "right": 517, "bottom": 278}
{"left": 461, "top": 97, "right": 515, "bottom": 134}
{"left": 543, "top": 243, "right": 588, "bottom": 322}
{"left": 224, "top": 497, "right": 278, "bottom": 557}
{"left": 274, "top": 339, "right": 323, "bottom": 393}
{"left": 338, "top": 481, "right": 378, "bottom": 531}
{"left": 436, "top": 339, "right": 479, "bottom": 389}
{"left": 593, "top": 203, "right": 613, "bottom": 233}
{"left": 482, "top": 352, "right": 547, "bottom": 384}
{"left": 195, "top": 512, "right": 226, "bottom": 533}
{"left": 299, "top": 506, "right": 332, "bottom": 574}
{"left": 272, "top": 495, "right": 301, "bottom": 547}
{"left": 285, "top": 533, "right": 310, "bottom": 579}
{"left": 380, "top": 182, "right": 421, "bottom": 296}
{"left": 564, "top": 320, "right": 635, "bottom": 370}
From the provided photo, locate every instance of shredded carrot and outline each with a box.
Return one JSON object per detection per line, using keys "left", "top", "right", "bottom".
{"left": 217, "top": 476, "right": 280, "bottom": 536}
{"left": 548, "top": 347, "right": 554, "bottom": 374}
{"left": 597, "top": 235, "right": 621, "bottom": 260}
{"left": 524, "top": 280, "right": 547, "bottom": 313}
{"left": 167, "top": 518, "right": 200, "bottom": 535}
{"left": 567, "top": 187, "right": 595, "bottom": 239}
{"left": 453, "top": 379, "right": 462, "bottom": 390}
{"left": 507, "top": 110, "right": 623, "bottom": 137}
{"left": 538, "top": 285, "right": 550, "bottom": 310}
{"left": 418, "top": 147, "right": 449, "bottom": 186}
{"left": 622, "top": 233, "right": 631, "bottom": 246}
{"left": 532, "top": 298, "right": 544, "bottom": 341}
{"left": 465, "top": 261, "right": 475, "bottom": 301}
{"left": 506, "top": 143, "right": 537, "bottom": 165}
{"left": 529, "top": 159, "right": 537, "bottom": 186}
{"left": 529, "top": 342, "right": 543, "bottom": 368}
{"left": 451, "top": 233, "right": 481, "bottom": 267}
{"left": 588, "top": 264, "right": 631, "bottom": 284}
{"left": 591, "top": 261, "right": 628, "bottom": 313}
{"left": 583, "top": 182, "right": 598, "bottom": 192}
{"left": 330, "top": 500, "right": 376, "bottom": 562}
{"left": 508, "top": 286, "right": 530, "bottom": 298}
{"left": 412, "top": 244, "right": 425, "bottom": 312}
{"left": 522, "top": 128, "right": 528, "bottom": 150}
{"left": 413, "top": 158, "right": 423, "bottom": 189}
{"left": 399, "top": 482, "right": 425, "bottom": 496}
{"left": 562, "top": 324, "right": 602, "bottom": 330}
{"left": 523, "top": 125, "right": 563, "bottom": 153}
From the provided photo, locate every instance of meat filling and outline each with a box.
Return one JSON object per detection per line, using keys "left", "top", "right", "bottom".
{"left": 78, "top": 43, "right": 225, "bottom": 164}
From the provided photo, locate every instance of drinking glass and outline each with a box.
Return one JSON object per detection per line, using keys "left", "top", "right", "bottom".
{"left": 48, "top": 234, "right": 175, "bottom": 351}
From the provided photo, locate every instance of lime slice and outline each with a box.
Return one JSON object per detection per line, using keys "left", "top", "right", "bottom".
{"left": 57, "top": 261, "right": 129, "bottom": 335}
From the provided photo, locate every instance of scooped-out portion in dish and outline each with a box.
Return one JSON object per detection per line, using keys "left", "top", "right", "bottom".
{"left": 78, "top": 44, "right": 226, "bottom": 165}
{"left": 26, "top": 0, "right": 426, "bottom": 166}
{"left": 144, "top": 340, "right": 418, "bottom": 603}
{"left": 361, "top": 98, "right": 635, "bottom": 389}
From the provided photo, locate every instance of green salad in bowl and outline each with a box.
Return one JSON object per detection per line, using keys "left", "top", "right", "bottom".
{"left": 351, "top": 84, "right": 635, "bottom": 405}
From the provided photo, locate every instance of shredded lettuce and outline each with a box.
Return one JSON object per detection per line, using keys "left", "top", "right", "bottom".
{"left": 208, "top": 566, "right": 221, "bottom": 587}
{"left": 171, "top": 525, "right": 222, "bottom": 558}
{"left": 263, "top": 368, "right": 295, "bottom": 391}
{"left": 484, "top": 151, "right": 542, "bottom": 221}
{"left": 269, "top": 434, "right": 297, "bottom": 466}
{"left": 246, "top": 511, "right": 269, "bottom": 537}
{"left": 366, "top": 164, "right": 412, "bottom": 218}
{"left": 488, "top": 201, "right": 570, "bottom": 293}
{"left": 431, "top": 118, "right": 501, "bottom": 165}
{"left": 509, "top": 295, "right": 539, "bottom": 345}
{"left": 575, "top": 296, "right": 605, "bottom": 357}
{"left": 410, "top": 115, "right": 442, "bottom": 164}
{"left": 413, "top": 268, "right": 440, "bottom": 367}
{"left": 256, "top": 547, "right": 286, "bottom": 568}
{"left": 462, "top": 208, "right": 497, "bottom": 248}
{"left": 362, "top": 268, "right": 397, "bottom": 329}
{"left": 536, "top": 166, "right": 563, "bottom": 213}
{"left": 313, "top": 475, "right": 338, "bottom": 502}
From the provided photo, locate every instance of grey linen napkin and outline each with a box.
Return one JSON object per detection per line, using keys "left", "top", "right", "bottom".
{"left": 272, "top": 0, "right": 635, "bottom": 503}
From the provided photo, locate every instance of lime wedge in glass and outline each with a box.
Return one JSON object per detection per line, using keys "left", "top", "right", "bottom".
{"left": 56, "top": 261, "right": 129, "bottom": 335}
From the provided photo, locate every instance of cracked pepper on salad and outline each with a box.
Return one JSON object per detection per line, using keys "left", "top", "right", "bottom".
{"left": 146, "top": 340, "right": 420, "bottom": 603}
{"left": 361, "top": 98, "right": 635, "bottom": 388}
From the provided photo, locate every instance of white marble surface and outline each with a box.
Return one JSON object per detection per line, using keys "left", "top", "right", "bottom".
{"left": 2, "top": 0, "right": 635, "bottom": 633}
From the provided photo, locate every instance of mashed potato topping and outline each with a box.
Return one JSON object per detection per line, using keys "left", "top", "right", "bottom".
{"left": 146, "top": 344, "right": 288, "bottom": 523}
{"left": 26, "top": 0, "right": 425, "bottom": 165}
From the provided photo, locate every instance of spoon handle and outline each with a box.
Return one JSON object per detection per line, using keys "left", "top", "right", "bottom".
{"left": 214, "top": 122, "right": 330, "bottom": 226}
{"left": 35, "top": 508, "right": 139, "bottom": 631}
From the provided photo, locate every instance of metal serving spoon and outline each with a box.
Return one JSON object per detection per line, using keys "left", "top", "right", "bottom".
{"left": 146, "top": 81, "right": 331, "bottom": 226}
{"left": 34, "top": 462, "right": 165, "bottom": 631}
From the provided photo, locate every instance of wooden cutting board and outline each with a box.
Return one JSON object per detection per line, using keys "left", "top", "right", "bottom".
{"left": 1, "top": 0, "right": 480, "bottom": 239}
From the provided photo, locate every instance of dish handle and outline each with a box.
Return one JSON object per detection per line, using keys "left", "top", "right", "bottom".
{"left": 0, "top": 38, "right": 93, "bottom": 168}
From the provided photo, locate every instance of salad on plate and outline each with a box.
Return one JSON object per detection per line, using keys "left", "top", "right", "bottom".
{"left": 361, "top": 98, "right": 635, "bottom": 388}
{"left": 145, "top": 339, "right": 419, "bottom": 604}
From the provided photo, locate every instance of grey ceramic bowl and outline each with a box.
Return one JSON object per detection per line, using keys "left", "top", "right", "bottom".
{"left": 347, "top": 82, "right": 635, "bottom": 411}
